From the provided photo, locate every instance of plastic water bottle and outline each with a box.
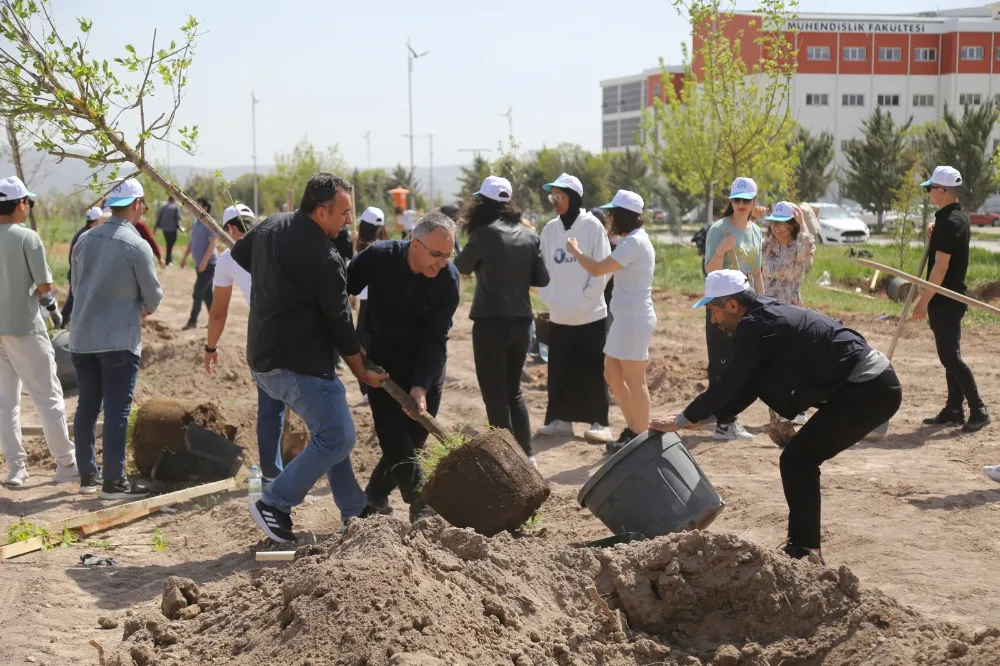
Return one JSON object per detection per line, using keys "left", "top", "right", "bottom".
{"left": 248, "top": 466, "right": 262, "bottom": 508}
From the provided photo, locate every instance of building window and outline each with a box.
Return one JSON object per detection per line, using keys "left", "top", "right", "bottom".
{"left": 805, "top": 93, "right": 829, "bottom": 106}
{"left": 877, "top": 94, "right": 900, "bottom": 107}
{"left": 602, "top": 119, "right": 618, "bottom": 149}
{"left": 602, "top": 85, "right": 618, "bottom": 114}
{"left": 960, "top": 93, "right": 983, "bottom": 106}
{"left": 913, "top": 94, "right": 935, "bottom": 107}
{"left": 914, "top": 47, "right": 937, "bottom": 62}
{"left": 961, "top": 46, "right": 984, "bottom": 60}
{"left": 619, "top": 81, "right": 643, "bottom": 113}
{"left": 653, "top": 83, "right": 661, "bottom": 100}
{"left": 807, "top": 46, "right": 830, "bottom": 61}
{"left": 840, "top": 139, "right": 853, "bottom": 151}
{"left": 619, "top": 116, "right": 642, "bottom": 147}
{"left": 842, "top": 94, "right": 865, "bottom": 107}
{"left": 878, "top": 47, "right": 901, "bottom": 62}
{"left": 843, "top": 47, "right": 866, "bottom": 61}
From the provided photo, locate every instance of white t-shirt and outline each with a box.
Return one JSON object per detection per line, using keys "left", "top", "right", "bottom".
{"left": 609, "top": 228, "right": 656, "bottom": 320}
{"left": 399, "top": 210, "right": 416, "bottom": 231}
{"left": 213, "top": 248, "right": 251, "bottom": 306}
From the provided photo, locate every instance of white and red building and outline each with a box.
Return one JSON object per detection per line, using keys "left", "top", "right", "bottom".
{"left": 601, "top": 3, "right": 1000, "bottom": 193}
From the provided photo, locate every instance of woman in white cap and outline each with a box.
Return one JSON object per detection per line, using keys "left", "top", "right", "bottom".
{"left": 455, "top": 176, "right": 549, "bottom": 463}
{"left": 354, "top": 206, "right": 389, "bottom": 405}
{"left": 701, "top": 176, "right": 766, "bottom": 441}
{"left": 536, "top": 173, "right": 613, "bottom": 443}
{"left": 762, "top": 201, "right": 815, "bottom": 307}
{"left": 567, "top": 190, "right": 656, "bottom": 454}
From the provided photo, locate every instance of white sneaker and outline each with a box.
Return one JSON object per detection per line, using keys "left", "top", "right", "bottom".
{"left": 537, "top": 420, "right": 572, "bottom": 437}
{"left": 714, "top": 421, "right": 755, "bottom": 441}
{"left": 529, "top": 456, "right": 538, "bottom": 468}
{"left": 584, "top": 424, "right": 614, "bottom": 444}
{"left": 984, "top": 465, "right": 1000, "bottom": 483}
{"left": 54, "top": 460, "right": 80, "bottom": 483}
{"left": 4, "top": 464, "right": 29, "bottom": 488}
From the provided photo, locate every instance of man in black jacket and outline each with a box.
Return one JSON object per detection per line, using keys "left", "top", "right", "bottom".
{"left": 347, "top": 211, "right": 460, "bottom": 521}
{"left": 912, "top": 165, "right": 990, "bottom": 433}
{"left": 231, "top": 172, "right": 387, "bottom": 543}
{"left": 652, "top": 270, "right": 902, "bottom": 561}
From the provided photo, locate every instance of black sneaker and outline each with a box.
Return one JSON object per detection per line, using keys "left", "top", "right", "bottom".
{"left": 99, "top": 476, "right": 150, "bottom": 500}
{"left": 80, "top": 472, "right": 104, "bottom": 495}
{"left": 342, "top": 503, "right": 380, "bottom": 530}
{"left": 181, "top": 321, "right": 197, "bottom": 331}
{"left": 368, "top": 497, "right": 394, "bottom": 517}
{"left": 923, "top": 408, "right": 965, "bottom": 427}
{"left": 963, "top": 408, "right": 991, "bottom": 434}
{"left": 780, "top": 541, "right": 826, "bottom": 566}
{"left": 250, "top": 499, "right": 295, "bottom": 543}
{"left": 409, "top": 500, "right": 435, "bottom": 524}
{"left": 605, "top": 429, "right": 636, "bottom": 456}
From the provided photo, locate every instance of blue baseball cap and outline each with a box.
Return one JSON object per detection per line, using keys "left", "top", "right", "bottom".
{"left": 766, "top": 201, "right": 796, "bottom": 222}
{"left": 105, "top": 178, "right": 144, "bottom": 207}
{"left": 729, "top": 177, "right": 758, "bottom": 200}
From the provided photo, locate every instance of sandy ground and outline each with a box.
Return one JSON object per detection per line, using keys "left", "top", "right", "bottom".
{"left": 1, "top": 263, "right": 999, "bottom": 664}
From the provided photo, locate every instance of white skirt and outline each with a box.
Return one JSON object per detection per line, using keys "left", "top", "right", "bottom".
{"left": 604, "top": 315, "right": 656, "bottom": 361}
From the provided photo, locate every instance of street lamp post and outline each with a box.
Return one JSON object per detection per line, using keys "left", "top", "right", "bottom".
{"left": 407, "top": 39, "right": 429, "bottom": 176}
{"left": 251, "top": 90, "right": 259, "bottom": 215}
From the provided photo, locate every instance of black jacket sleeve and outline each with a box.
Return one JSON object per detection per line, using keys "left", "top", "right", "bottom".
{"left": 453, "top": 228, "right": 480, "bottom": 275}
{"left": 412, "top": 267, "right": 461, "bottom": 390}
{"left": 530, "top": 235, "right": 550, "bottom": 287}
{"left": 682, "top": 319, "right": 777, "bottom": 423}
{"left": 230, "top": 225, "right": 257, "bottom": 272}
{"left": 309, "top": 247, "right": 361, "bottom": 357}
{"left": 346, "top": 244, "right": 374, "bottom": 296}
{"left": 333, "top": 227, "right": 354, "bottom": 262}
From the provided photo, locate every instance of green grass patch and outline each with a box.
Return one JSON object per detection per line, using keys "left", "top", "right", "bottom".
{"left": 416, "top": 432, "right": 470, "bottom": 479}
{"left": 6, "top": 518, "right": 49, "bottom": 544}
{"left": 151, "top": 528, "right": 167, "bottom": 552}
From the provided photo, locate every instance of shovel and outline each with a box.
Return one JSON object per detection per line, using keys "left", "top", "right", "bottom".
{"left": 867, "top": 240, "right": 931, "bottom": 439}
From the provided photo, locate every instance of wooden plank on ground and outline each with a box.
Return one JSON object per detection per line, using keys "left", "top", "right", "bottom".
{"left": 21, "top": 422, "right": 103, "bottom": 438}
{"left": 0, "top": 536, "right": 47, "bottom": 560}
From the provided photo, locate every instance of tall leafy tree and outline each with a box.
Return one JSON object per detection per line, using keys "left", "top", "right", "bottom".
{"left": 839, "top": 107, "right": 912, "bottom": 231}
{"left": 930, "top": 101, "right": 1000, "bottom": 211}
{"left": 458, "top": 154, "right": 492, "bottom": 200}
{"left": 791, "top": 126, "right": 834, "bottom": 202}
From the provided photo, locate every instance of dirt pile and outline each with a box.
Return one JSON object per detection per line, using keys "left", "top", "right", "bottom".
{"left": 108, "top": 520, "right": 1000, "bottom": 666}
{"left": 131, "top": 398, "right": 235, "bottom": 477}
{"left": 647, "top": 352, "right": 708, "bottom": 404}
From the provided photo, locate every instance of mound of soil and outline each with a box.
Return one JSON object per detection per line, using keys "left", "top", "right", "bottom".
{"left": 109, "top": 520, "right": 1000, "bottom": 666}
{"left": 422, "top": 429, "right": 549, "bottom": 536}
{"left": 131, "top": 398, "right": 234, "bottom": 477}
{"left": 646, "top": 353, "right": 708, "bottom": 404}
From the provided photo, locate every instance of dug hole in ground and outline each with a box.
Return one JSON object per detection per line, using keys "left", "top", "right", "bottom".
{"left": 2, "top": 267, "right": 1000, "bottom": 665}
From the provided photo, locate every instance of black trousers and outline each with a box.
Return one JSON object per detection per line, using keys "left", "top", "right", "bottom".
{"left": 356, "top": 300, "right": 370, "bottom": 396}
{"left": 545, "top": 318, "right": 609, "bottom": 426}
{"left": 163, "top": 230, "right": 178, "bottom": 265}
{"left": 705, "top": 311, "right": 738, "bottom": 425}
{"left": 472, "top": 318, "right": 532, "bottom": 455}
{"left": 779, "top": 367, "right": 902, "bottom": 549}
{"left": 188, "top": 264, "right": 215, "bottom": 325}
{"left": 366, "top": 368, "right": 443, "bottom": 505}
{"left": 928, "top": 299, "right": 983, "bottom": 412}
{"left": 61, "top": 271, "right": 74, "bottom": 326}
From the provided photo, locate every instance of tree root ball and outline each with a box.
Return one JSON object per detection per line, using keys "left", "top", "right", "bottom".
{"left": 421, "top": 429, "right": 549, "bottom": 536}
{"left": 131, "top": 398, "right": 234, "bottom": 477}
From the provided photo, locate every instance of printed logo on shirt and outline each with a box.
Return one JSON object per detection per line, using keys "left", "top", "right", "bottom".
{"left": 553, "top": 248, "right": 577, "bottom": 265}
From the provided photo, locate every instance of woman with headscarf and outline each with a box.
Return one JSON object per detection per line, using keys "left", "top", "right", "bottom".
{"left": 354, "top": 206, "right": 390, "bottom": 406}
{"left": 455, "top": 177, "right": 549, "bottom": 463}
{"left": 536, "top": 173, "right": 613, "bottom": 443}
{"left": 568, "top": 190, "right": 656, "bottom": 454}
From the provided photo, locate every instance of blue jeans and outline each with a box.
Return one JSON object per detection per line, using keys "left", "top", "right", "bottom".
{"left": 253, "top": 369, "right": 367, "bottom": 519}
{"left": 72, "top": 350, "right": 140, "bottom": 481}
{"left": 256, "top": 379, "right": 285, "bottom": 479}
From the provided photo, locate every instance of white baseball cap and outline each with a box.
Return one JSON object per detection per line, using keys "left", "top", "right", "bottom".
{"left": 85, "top": 206, "right": 104, "bottom": 222}
{"left": 766, "top": 201, "right": 796, "bottom": 222}
{"left": 600, "top": 190, "right": 644, "bottom": 215}
{"left": 475, "top": 176, "right": 513, "bottom": 203}
{"left": 543, "top": 173, "right": 583, "bottom": 197}
{"left": 693, "top": 269, "right": 751, "bottom": 309}
{"left": 222, "top": 203, "right": 255, "bottom": 225}
{"left": 0, "top": 176, "right": 36, "bottom": 201}
{"left": 106, "top": 178, "right": 144, "bottom": 207}
{"left": 729, "top": 177, "right": 758, "bottom": 200}
{"left": 359, "top": 206, "right": 385, "bottom": 226}
{"left": 921, "top": 166, "right": 962, "bottom": 188}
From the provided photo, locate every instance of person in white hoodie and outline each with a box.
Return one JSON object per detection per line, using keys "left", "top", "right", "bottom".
{"left": 536, "top": 173, "right": 613, "bottom": 443}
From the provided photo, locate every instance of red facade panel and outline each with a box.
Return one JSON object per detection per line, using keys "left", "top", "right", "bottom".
{"left": 941, "top": 32, "right": 957, "bottom": 74}
{"left": 957, "top": 32, "right": 992, "bottom": 74}
{"left": 910, "top": 33, "right": 940, "bottom": 76}
{"left": 872, "top": 34, "right": 908, "bottom": 75}
{"left": 797, "top": 32, "right": 838, "bottom": 74}
{"left": 644, "top": 72, "right": 684, "bottom": 106}
{"left": 838, "top": 33, "right": 872, "bottom": 75}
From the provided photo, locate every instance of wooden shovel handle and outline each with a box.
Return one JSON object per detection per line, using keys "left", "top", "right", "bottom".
{"left": 885, "top": 242, "right": 931, "bottom": 361}
{"left": 362, "top": 356, "right": 449, "bottom": 443}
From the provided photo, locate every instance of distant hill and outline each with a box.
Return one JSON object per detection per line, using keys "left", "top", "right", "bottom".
{"left": 0, "top": 151, "right": 465, "bottom": 203}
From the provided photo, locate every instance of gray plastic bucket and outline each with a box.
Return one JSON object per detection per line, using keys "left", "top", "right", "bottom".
{"left": 50, "top": 330, "right": 76, "bottom": 390}
{"left": 886, "top": 277, "right": 914, "bottom": 303}
{"left": 577, "top": 430, "right": 725, "bottom": 538}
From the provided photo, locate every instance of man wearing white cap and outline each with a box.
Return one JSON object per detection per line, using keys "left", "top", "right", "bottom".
{"left": 60, "top": 206, "right": 105, "bottom": 327}
{"left": 913, "top": 166, "right": 990, "bottom": 433}
{"left": 455, "top": 176, "right": 549, "bottom": 463}
{"left": 700, "top": 176, "right": 767, "bottom": 441}
{"left": 0, "top": 176, "right": 79, "bottom": 487}
{"left": 203, "top": 204, "right": 286, "bottom": 481}
{"left": 536, "top": 173, "right": 614, "bottom": 443}
{"left": 567, "top": 190, "right": 656, "bottom": 454}
{"left": 354, "top": 206, "right": 390, "bottom": 405}
{"left": 651, "top": 269, "right": 902, "bottom": 562}
{"left": 70, "top": 178, "right": 162, "bottom": 499}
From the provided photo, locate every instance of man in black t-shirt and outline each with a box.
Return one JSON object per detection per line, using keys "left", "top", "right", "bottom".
{"left": 913, "top": 166, "right": 990, "bottom": 433}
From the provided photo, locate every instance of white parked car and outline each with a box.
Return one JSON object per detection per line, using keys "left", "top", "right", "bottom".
{"left": 807, "top": 203, "right": 871, "bottom": 245}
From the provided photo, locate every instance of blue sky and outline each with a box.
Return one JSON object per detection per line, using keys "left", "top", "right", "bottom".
{"left": 57, "top": 0, "right": 978, "bottom": 170}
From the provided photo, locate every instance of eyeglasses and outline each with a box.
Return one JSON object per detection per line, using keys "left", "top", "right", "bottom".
{"left": 548, "top": 193, "right": 566, "bottom": 204}
{"left": 140, "top": 199, "right": 149, "bottom": 214}
{"left": 414, "top": 237, "right": 451, "bottom": 260}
